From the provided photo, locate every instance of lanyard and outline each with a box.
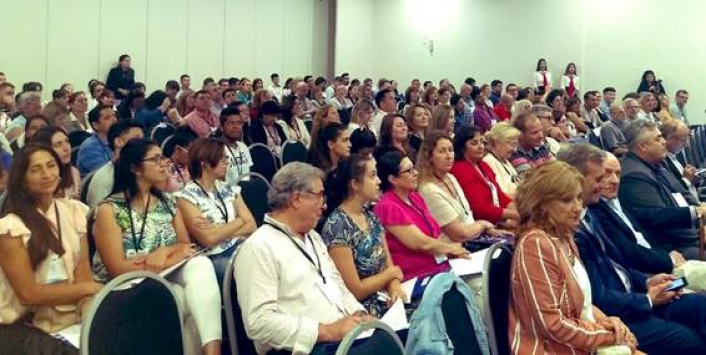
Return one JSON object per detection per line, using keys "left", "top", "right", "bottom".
{"left": 434, "top": 174, "right": 471, "bottom": 220}
{"left": 394, "top": 193, "right": 435, "bottom": 236}
{"left": 125, "top": 192, "right": 151, "bottom": 252}
{"left": 53, "top": 202, "right": 62, "bottom": 243}
{"left": 265, "top": 125, "right": 281, "bottom": 151}
{"left": 264, "top": 221, "right": 326, "bottom": 284}
{"left": 225, "top": 143, "right": 244, "bottom": 176}
{"left": 193, "top": 180, "right": 229, "bottom": 221}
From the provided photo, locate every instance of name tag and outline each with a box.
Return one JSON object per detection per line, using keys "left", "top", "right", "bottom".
{"left": 317, "top": 272, "right": 342, "bottom": 306}
{"left": 46, "top": 253, "right": 68, "bottom": 284}
{"left": 125, "top": 249, "right": 146, "bottom": 259}
{"left": 434, "top": 254, "right": 449, "bottom": 264}
{"left": 672, "top": 193, "right": 689, "bottom": 208}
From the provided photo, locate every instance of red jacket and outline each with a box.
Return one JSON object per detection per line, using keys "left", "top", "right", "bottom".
{"left": 450, "top": 159, "right": 512, "bottom": 224}
{"left": 493, "top": 104, "right": 511, "bottom": 121}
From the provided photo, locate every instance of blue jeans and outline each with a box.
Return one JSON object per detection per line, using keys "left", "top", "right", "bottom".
{"left": 208, "top": 240, "right": 241, "bottom": 291}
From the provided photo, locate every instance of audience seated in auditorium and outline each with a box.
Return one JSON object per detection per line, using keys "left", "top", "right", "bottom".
{"left": 278, "top": 94, "right": 311, "bottom": 147}
{"left": 84, "top": 120, "right": 144, "bottom": 208}
{"left": 373, "top": 151, "right": 468, "bottom": 281}
{"left": 372, "top": 89, "right": 397, "bottom": 133}
{"left": 321, "top": 154, "right": 406, "bottom": 317}
{"left": 308, "top": 122, "right": 350, "bottom": 174}
{"left": 483, "top": 122, "right": 521, "bottom": 198}
{"left": 0, "top": 145, "right": 101, "bottom": 355}
{"left": 449, "top": 126, "right": 519, "bottom": 228}
{"left": 92, "top": 138, "right": 223, "bottom": 355}
{"left": 176, "top": 138, "right": 255, "bottom": 286}
{"left": 184, "top": 90, "right": 220, "bottom": 138}
{"left": 66, "top": 91, "right": 90, "bottom": 133}
{"left": 670, "top": 89, "right": 689, "bottom": 124}
{"left": 600, "top": 104, "right": 630, "bottom": 157}
{"left": 619, "top": 120, "right": 706, "bottom": 259}
{"left": 234, "top": 162, "right": 372, "bottom": 354}
{"left": 405, "top": 103, "right": 429, "bottom": 152}
{"left": 510, "top": 111, "right": 554, "bottom": 175}
{"left": 165, "top": 126, "right": 198, "bottom": 191}
{"left": 592, "top": 152, "right": 684, "bottom": 274}
{"left": 217, "top": 107, "right": 253, "bottom": 184}
{"left": 76, "top": 106, "right": 116, "bottom": 177}
{"left": 33, "top": 126, "right": 83, "bottom": 199}
{"left": 509, "top": 160, "right": 638, "bottom": 355}
{"left": 348, "top": 99, "right": 377, "bottom": 137}
{"left": 660, "top": 119, "right": 701, "bottom": 200}
{"left": 248, "top": 100, "right": 286, "bottom": 156}
{"left": 7, "top": 91, "right": 42, "bottom": 142}
{"left": 559, "top": 143, "right": 706, "bottom": 354}
{"left": 471, "top": 86, "right": 497, "bottom": 133}
{"left": 373, "top": 114, "right": 415, "bottom": 163}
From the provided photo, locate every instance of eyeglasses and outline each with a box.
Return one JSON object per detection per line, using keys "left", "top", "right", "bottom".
{"left": 302, "top": 189, "right": 326, "bottom": 203}
{"left": 399, "top": 166, "right": 417, "bottom": 175}
{"left": 142, "top": 155, "right": 169, "bottom": 164}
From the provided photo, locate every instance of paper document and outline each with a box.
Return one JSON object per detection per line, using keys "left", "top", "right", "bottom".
{"left": 449, "top": 247, "right": 489, "bottom": 276}
{"left": 52, "top": 323, "right": 81, "bottom": 348}
{"left": 356, "top": 299, "right": 409, "bottom": 339}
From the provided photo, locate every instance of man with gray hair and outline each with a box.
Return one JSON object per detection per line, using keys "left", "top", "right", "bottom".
{"left": 561, "top": 144, "right": 706, "bottom": 353}
{"left": 600, "top": 104, "right": 629, "bottom": 157}
{"left": 636, "top": 92, "right": 658, "bottom": 123}
{"left": 6, "top": 91, "right": 42, "bottom": 141}
{"left": 622, "top": 98, "right": 641, "bottom": 121}
{"left": 660, "top": 119, "right": 701, "bottom": 200}
{"left": 234, "top": 162, "right": 369, "bottom": 354}
{"left": 619, "top": 119, "right": 706, "bottom": 259}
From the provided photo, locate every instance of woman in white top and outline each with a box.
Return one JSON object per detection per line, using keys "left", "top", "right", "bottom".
{"left": 278, "top": 94, "right": 311, "bottom": 147}
{"left": 533, "top": 58, "right": 552, "bottom": 95}
{"left": 416, "top": 131, "right": 500, "bottom": 243}
{"left": 32, "top": 126, "right": 82, "bottom": 199}
{"left": 483, "top": 122, "right": 521, "bottom": 198}
{"left": 329, "top": 84, "right": 353, "bottom": 110}
{"left": 176, "top": 138, "right": 256, "bottom": 286}
{"left": 0, "top": 144, "right": 101, "bottom": 354}
{"left": 347, "top": 99, "right": 377, "bottom": 137}
{"left": 561, "top": 62, "right": 580, "bottom": 98}
{"left": 66, "top": 91, "right": 91, "bottom": 133}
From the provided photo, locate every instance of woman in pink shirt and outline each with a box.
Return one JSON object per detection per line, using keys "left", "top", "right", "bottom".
{"left": 373, "top": 150, "right": 468, "bottom": 281}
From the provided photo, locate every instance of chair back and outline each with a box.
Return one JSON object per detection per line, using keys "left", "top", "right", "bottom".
{"left": 80, "top": 271, "right": 185, "bottom": 355}
{"left": 248, "top": 143, "right": 278, "bottom": 182}
{"left": 151, "top": 122, "right": 176, "bottom": 146}
{"left": 441, "top": 285, "right": 485, "bottom": 355}
{"left": 280, "top": 140, "right": 308, "bottom": 166}
{"left": 235, "top": 172, "right": 272, "bottom": 227}
{"left": 80, "top": 171, "right": 96, "bottom": 204}
{"left": 483, "top": 243, "right": 514, "bottom": 355}
{"left": 335, "top": 320, "right": 405, "bottom": 355}
{"left": 223, "top": 251, "right": 258, "bottom": 355}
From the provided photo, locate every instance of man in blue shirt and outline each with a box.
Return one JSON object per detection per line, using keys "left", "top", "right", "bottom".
{"left": 77, "top": 106, "right": 116, "bottom": 177}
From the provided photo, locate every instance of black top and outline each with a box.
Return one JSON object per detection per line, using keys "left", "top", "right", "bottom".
{"left": 106, "top": 66, "right": 135, "bottom": 100}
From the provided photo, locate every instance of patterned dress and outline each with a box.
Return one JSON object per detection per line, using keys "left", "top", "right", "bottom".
{"left": 92, "top": 194, "right": 178, "bottom": 283}
{"left": 321, "top": 207, "right": 389, "bottom": 316}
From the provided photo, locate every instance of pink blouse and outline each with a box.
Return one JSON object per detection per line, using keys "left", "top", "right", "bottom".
{"left": 374, "top": 191, "right": 450, "bottom": 281}
{"left": 0, "top": 199, "right": 88, "bottom": 328}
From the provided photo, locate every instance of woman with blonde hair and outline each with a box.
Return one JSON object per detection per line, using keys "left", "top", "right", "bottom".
{"left": 405, "top": 104, "right": 429, "bottom": 152}
{"left": 309, "top": 104, "right": 340, "bottom": 146}
{"left": 509, "top": 161, "right": 638, "bottom": 355}
{"left": 511, "top": 99, "right": 532, "bottom": 121}
{"left": 429, "top": 105, "right": 454, "bottom": 136}
{"left": 348, "top": 99, "right": 377, "bottom": 136}
{"left": 483, "top": 122, "right": 522, "bottom": 197}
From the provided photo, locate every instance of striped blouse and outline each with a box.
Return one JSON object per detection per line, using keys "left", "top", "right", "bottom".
{"left": 508, "top": 229, "right": 618, "bottom": 354}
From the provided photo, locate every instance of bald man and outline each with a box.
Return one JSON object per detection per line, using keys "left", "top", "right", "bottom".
{"left": 661, "top": 119, "right": 701, "bottom": 200}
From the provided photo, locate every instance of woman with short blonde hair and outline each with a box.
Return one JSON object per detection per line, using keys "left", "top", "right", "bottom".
{"left": 510, "top": 161, "right": 638, "bottom": 355}
{"left": 483, "top": 122, "right": 522, "bottom": 197}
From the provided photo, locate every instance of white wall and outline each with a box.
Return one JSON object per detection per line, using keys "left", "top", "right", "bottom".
{"left": 0, "top": 0, "right": 331, "bottom": 98}
{"left": 335, "top": 0, "right": 706, "bottom": 123}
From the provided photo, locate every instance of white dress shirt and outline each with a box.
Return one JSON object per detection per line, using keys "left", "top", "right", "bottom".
{"left": 234, "top": 214, "right": 364, "bottom": 355}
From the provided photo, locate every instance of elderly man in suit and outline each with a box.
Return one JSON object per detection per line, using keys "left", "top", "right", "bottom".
{"left": 660, "top": 119, "right": 701, "bottom": 200}
{"left": 618, "top": 119, "right": 706, "bottom": 259}
{"left": 558, "top": 143, "right": 706, "bottom": 354}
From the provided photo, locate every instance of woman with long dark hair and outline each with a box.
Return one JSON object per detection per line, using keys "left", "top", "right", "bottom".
{"left": 637, "top": 70, "right": 666, "bottom": 95}
{"left": 308, "top": 122, "right": 350, "bottom": 174}
{"left": 92, "top": 138, "right": 223, "bottom": 355}
{"left": 33, "top": 126, "right": 81, "bottom": 199}
{"left": 0, "top": 144, "right": 101, "bottom": 354}
{"left": 321, "top": 154, "right": 406, "bottom": 316}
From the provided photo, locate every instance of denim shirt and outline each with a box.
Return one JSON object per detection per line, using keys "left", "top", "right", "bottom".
{"left": 405, "top": 272, "right": 490, "bottom": 355}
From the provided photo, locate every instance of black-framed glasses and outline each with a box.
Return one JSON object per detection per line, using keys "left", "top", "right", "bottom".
{"left": 399, "top": 166, "right": 417, "bottom": 175}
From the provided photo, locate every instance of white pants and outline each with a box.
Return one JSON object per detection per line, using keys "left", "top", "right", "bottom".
{"left": 168, "top": 255, "right": 222, "bottom": 346}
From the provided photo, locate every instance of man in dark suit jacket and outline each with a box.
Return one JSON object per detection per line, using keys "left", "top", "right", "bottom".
{"left": 591, "top": 152, "right": 680, "bottom": 274}
{"left": 618, "top": 120, "right": 706, "bottom": 259}
{"left": 660, "top": 119, "right": 702, "bottom": 201}
{"left": 557, "top": 144, "right": 706, "bottom": 353}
